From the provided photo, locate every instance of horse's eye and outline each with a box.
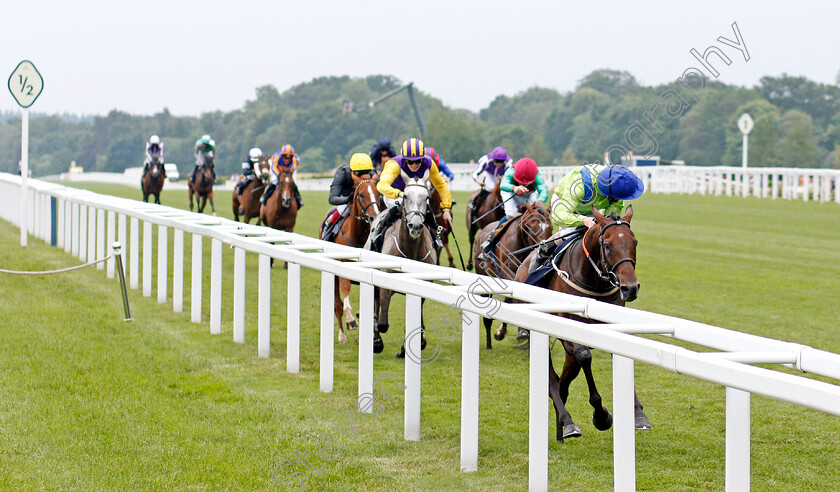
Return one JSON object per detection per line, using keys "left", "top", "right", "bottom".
{"left": 604, "top": 243, "right": 611, "bottom": 252}
{"left": 633, "top": 239, "right": 639, "bottom": 246}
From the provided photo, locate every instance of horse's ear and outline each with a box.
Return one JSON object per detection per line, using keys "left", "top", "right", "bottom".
{"left": 421, "top": 168, "right": 430, "bottom": 182}
{"left": 622, "top": 205, "right": 634, "bottom": 223}
{"left": 591, "top": 205, "right": 606, "bottom": 223}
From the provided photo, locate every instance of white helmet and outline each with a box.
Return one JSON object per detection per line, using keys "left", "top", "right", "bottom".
{"left": 249, "top": 147, "right": 262, "bottom": 163}
{"left": 149, "top": 135, "right": 161, "bottom": 146}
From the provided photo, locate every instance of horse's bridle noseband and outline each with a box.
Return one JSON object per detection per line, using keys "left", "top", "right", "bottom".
{"left": 401, "top": 183, "right": 428, "bottom": 224}
{"left": 582, "top": 219, "right": 636, "bottom": 288}
{"left": 352, "top": 179, "right": 378, "bottom": 223}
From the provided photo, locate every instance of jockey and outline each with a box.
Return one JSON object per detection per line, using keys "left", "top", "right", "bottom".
{"left": 235, "top": 147, "right": 263, "bottom": 196}
{"left": 477, "top": 157, "right": 549, "bottom": 260}
{"left": 260, "top": 144, "right": 303, "bottom": 207}
{"left": 470, "top": 147, "right": 512, "bottom": 212}
{"left": 369, "top": 137, "right": 397, "bottom": 173}
{"left": 142, "top": 135, "right": 166, "bottom": 178}
{"left": 322, "top": 153, "right": 375, "bottom": 242}
{"left": 191, "top": 134, "right": 216, "bottom": 185}
{"left": 425, "top": 147, "right": 454, "bottom": 182}
{"left": 532, "top": 163, "right": 644, "bottom": 269}
{"left": 368, "top": 138, "right": 453, "bottom": 253}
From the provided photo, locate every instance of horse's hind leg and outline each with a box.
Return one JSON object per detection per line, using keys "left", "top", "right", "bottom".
{"left": 483, "top": 317, "right": 493, "bottom": 349}
{"left": 209, "top": 195, "right": 216, "bottom": 216}
{"left": 549, "top": 350, "right": 580, "bottom": 440}
{"left": 340, "top": 278, "right": 358, "bottom": 332}
{"left": 334, "top": 281, "right": 346, "bottom": 344}
{"left": 634, "top": 391, "right": 651, "bottom": 430}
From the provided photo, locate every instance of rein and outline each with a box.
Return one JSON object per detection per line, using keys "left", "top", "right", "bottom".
{"left": 351, "top": 179, "right": 378, "bottom": 223}
{"left": 580, "top": 219, "right": 636, "bottom": 289}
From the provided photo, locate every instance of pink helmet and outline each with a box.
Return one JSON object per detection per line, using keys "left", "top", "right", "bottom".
{"left": 513, "top": 158, "right": 538, "bottom": 185}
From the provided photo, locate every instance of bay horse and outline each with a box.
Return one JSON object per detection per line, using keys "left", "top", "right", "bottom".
{"left": 261, "top": 169, "right": 298, "bottom": 233}
{"left": 373, "top": 177, "right": 436, "bottom": 356}
{"left": 465, "top": 183, "right": 502, "bottom": 271}
{"left": 514, "top": 205, "right": 651, "bottom": 440}
{"left": 429, "top": 185, "right": 456, "bottom": 268}
{"left": 233, "top": 154, "right": 270, "bottom": 224}
{"left": 188, "top": 164, "right": 216, "bottom": 215}
{"left": 319, "top": 172, "right": 381, "bottom": 344}
{"left": 141, "top": 161, "right": 165, "bottom": 204}
{"left": 473, "top": 202, "right": 552, "bottom": 349}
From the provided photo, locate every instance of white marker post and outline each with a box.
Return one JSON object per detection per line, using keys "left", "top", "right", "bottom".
{"left": 8, "top": 60, "right": 44, "bottom": 248}
{"left": 738, "top": 113, "right": 754, "bottom": 169}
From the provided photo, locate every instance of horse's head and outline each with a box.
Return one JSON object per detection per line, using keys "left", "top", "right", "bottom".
{"left": 150, "top": 162, "right": 161, "bottom": 177}
{"left": 352, "top": 172, "right": 380, "bottom": 223}
{"left": 401, "top": 179, "right": 429, "bottom": 239}
{"left": 591, "top": 205, "right": 639, "bottom": 302}
{"left": 258, "top": 154, "right": 270, "bottom": 180}
{"left": 278, "top": 173, "right": 294, "bottom": 208}
{"left": 521, "top": 202, "right": 552, "bottom": 246}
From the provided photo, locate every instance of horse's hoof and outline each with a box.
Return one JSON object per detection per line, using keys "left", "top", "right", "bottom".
{"left": 561, "top": 424, "right": 582, "bottom": 440}
{"left": 377, "top": 323, "right": 389, "bottom": 334}
{"left": 466, "top": 263, "right": 473, "bottom": 271}
{"left": 593, "top": 409, "right": 613, "bottom": 431}
{"left": 212, "top": 212, "right": 217, "bottom": 216}
{"left": 373, "top": 335, "right": 384, "bottom": 354}
{"left": 494, "top": 328, "right": 506, "bottom": 341}
{"left": 517, "top": 328, "right": 530, "bottom": 339}
{"left": 420, "top": 335, "right": 427, "bottom": 350}
{"left": 348, "top": 320, "right": 358, "bottom": 331}
{"left": 635, "top": 415, "right": 652, "bottom": 430}
{"left": 338, "top": 332, "right": 347, "bottom": 344}
{"left": 395, "top": 347, "right": 405, "bottom": 359}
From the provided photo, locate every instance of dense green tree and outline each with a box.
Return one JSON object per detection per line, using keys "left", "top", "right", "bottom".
{"left": 776, "top": 110, "right": 821, "bottom": 167}
{"left": 576, "top": 69, "right": 639, "bottom": 98}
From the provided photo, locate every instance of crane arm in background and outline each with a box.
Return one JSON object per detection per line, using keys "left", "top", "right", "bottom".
{"left": 353, "top": 82, "right": 425, "bottom": 138}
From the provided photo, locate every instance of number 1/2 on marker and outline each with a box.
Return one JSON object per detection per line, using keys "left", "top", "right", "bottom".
{"left": 19, "top": 75, "right": 30, "bottom": 94}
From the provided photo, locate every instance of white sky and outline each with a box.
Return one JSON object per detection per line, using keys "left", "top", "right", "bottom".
{"left": 2, "top": 0, "right": 839, "bottom": 117}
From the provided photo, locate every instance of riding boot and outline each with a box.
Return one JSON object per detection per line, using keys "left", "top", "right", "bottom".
{"left": 478, "top": 216, "right": 508, "bottom": 261}
{"left": 424, "top": 209, "right": 443, "bottom": 250}
{"left": 530, "top": 240, "right": 556, "bottom": 273}
{"left": 260, "top": 184, "right": 275, "bottom": 205}
{"left": 191, "top": 165, "right": 200, "bottom": 185}
{"left": 370, "top": 206, "right": 399, "bottom": 253}
{"left": 293, "top": 185, "right": 304, "bottom": 208}
{"left": 471, "top": 188, "right": 489, "bottom": 211}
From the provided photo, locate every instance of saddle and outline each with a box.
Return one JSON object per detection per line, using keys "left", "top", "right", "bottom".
{"left": 524, "top": 230, "right": 585, "bottom": 286}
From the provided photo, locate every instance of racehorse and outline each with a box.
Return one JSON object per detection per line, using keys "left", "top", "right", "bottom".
{"left": 261, "top": 169, "right": 298, "bottom": 233}
{"left": 473, "top": 202, "right": 552, "bottom": 349}
{"left": 429, "top": 185, "right": 456, "bottom": 268}
{"left": 141, "top": 161, "right": 165, "bottom": 204}
{"left": 373, "top": 177, "right": 436, "bottom": 356}
{"left": 233, "top": 154, "right": 270, "bottom": 224}
{"left": 188, "top": 164, "right": 216, "bottom": 215}
{"left": 465, "top": 183, "right": 503, "bottom": 271}
{"left": 319, "top": 172, "right": 381, "bottom": 344}
{"left": 513, "top": 205, "right": 651, "bottom": 440}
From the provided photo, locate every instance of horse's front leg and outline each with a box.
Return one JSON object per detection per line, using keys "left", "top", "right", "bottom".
{"left": 209, "top": 194, "right": 216, "bottom": 216}
{"left": 574, "top": 342, "right": 614, "bottom": 432}
{"left": 373, "top": 287, "right": 392, "bottom": 354}
{"left": 334, "top": 281, "right": 346, "bottom": 344}
{"left": 443, "top": 238, "right": 455, "bottom": 267}
{"left": 634, "top": 391, "right": 651, "bottom": 430}
{"left": 341, "top": 277, "right": 358, "bottom": 332}
{"left": 549, "top": 351, "right": 580, "bottom": 440}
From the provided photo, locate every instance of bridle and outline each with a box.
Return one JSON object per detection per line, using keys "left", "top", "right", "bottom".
{"left": 401, "top": 183, "right": 428, "bottom": 226}
{"left": 581, "top": 218, "right": 636, "bottom": 288}
{"left": 351, "top": 178, "right": 379, "bottom": 223}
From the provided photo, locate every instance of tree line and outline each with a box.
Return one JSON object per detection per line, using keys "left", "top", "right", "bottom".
{"left": 1, "top": 70, "right": 839, "bottom": 177}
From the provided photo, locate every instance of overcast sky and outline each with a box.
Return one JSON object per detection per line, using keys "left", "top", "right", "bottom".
{"left": 2, "top": 0, "right": 839, "bottom": 117}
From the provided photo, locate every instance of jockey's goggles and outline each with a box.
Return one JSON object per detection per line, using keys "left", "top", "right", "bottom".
{"left": 405, "top": 158, "right": 422, "bottom": 165}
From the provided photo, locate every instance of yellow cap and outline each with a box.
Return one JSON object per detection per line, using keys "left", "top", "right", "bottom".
{"left": 349, "top": 153, "right": 373, "bottom": 172}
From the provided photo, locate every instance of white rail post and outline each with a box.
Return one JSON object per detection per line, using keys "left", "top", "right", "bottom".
{"left": 118, "top": 214, "right": 127, "bottom": 276}
{"left": 157, "top": 225, "right": 168, "bottom": 303}
{"left": 404, "top": 293, "right": 421, "bottom": 441}
{"left": 70, "top": 202, "right": 79, "bottom": 256}
{"left": 460, "top": 310, "right": 479, "bottom": 472}
{"left": 233, "top": 246, "right": 246, "bottom": 343}
{"left": 31, "top": 190, "right": 38, "bottom": 242}
{"left": 725, "top": 387, "right": 751, "bottom": 491}
{"left": 63, "top": 199, "right": 71, "bottom": 252}
{"left": 529, "top": 330, "right": 549, "bottom": 491}
{"left": 358, "top": 283, "right": 375, "bottom": 413}
{"left": 613, "top": 354, "right": 636, "bottom": 492}
{"left": 78, "top": 205, "right": 87, "bottom": 260}
{"left": 96, "top": 208, "right": 106, "bottom": 270}
{"left": 130, "top": 217, "right": 139, "bottom": 289}
{"left": 772, "top": 173, "right": 779, "bottom": 200}
{"left": 142, "top": 221, "right": 152, "bottom": 297}
{"left": 210, "top": 238, "right": 222, "bottom": 335}
{"left": 173, "top": 228, "right": 184, "bottom": 312}
{"left": 258, "top": 254, "right": 271, "bottom": 358}
{"left": 320, "top": 271, "right": 335, "bottom": 392}
{"left": 106, "top": 211, "right": 116, "bottom": 278}
{"left": 191, "top": 233, "right": 203, "bottom": 323}
{"left": 287, "top": 263, "right": 301, "bottom": 373}
{"left": 88, "top": 207, "right": 97, "bottom": 266}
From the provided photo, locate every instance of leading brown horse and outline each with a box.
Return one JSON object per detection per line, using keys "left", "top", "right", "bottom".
{"left": 188, "top": 165, "right": 216, "bottom": 215}
{"left": 514, "top": 206, "right": 651, "bottom": 440}
{"left": 319, "top": 173, "right": 381, "bottom": 344}
{"left": 465, "top": 183, "right": 502, "bottom": 270}
{"left": 261, "top": 170, "right": 298, "bottom": 233}
{"left": 233, "top": 154, "right": 270, "bottom": 224}
{"left": 141, "top": 161, "right": 165, "bottom": 204}
{"left": 473, "top": 202, "right": 552, "bottom": 349}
